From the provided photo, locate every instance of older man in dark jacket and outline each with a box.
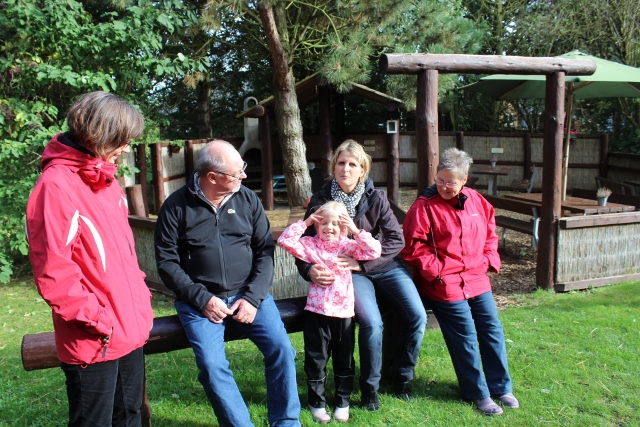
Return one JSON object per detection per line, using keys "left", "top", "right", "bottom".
{"left": 155, "top": 140, "right": 301, "bottom": 427}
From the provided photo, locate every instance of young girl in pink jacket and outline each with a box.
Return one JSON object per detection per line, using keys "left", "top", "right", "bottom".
{"left": 278, "top": 201, "right": 381, "bottom": 423}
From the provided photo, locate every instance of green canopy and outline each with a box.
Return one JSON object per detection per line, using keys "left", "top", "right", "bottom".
{"left": 463, "top": 50, "right": 640, "bottom": 100}
{"left": 462, "top": 50, "right": 640, "bottom": 199}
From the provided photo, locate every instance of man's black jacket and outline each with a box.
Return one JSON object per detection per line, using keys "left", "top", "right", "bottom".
{"left": 155, "top": 174, "right": 274, "bottom": 311}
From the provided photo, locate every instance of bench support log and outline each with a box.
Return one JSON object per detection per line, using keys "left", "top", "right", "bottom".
{"left": 22, "top": 297, "right": 307, "bottom": 371}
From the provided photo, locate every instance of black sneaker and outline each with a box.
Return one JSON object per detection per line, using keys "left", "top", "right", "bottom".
{"left": 395, "top": 382, "right": 412, "bottom": 401}
{"left": 361, "top": 392, "right": 380, "bottom": 412}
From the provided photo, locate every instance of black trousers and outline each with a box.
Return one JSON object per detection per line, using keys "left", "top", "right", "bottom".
{"left": 61, "top": 347, "right": 145, "bottom": 427}
{"left": 304, "top": 311, "right": 355, "bottom": 409}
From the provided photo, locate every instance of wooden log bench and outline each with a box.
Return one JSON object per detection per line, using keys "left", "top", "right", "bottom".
{"left": 22, "top": 297, "right": 307, "bottom": 427}
{"left": 22, "top": 292, "right": 437, "bottom": 426}
{"left": 21, "top": 297, "right": 307, "bottom": 371}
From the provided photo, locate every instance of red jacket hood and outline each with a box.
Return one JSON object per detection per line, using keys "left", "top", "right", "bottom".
{"left": 42, "top": 134, "right": 117, "bottom": 192}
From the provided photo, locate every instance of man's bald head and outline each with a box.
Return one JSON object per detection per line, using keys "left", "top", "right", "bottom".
{"left": 196, "top": 139, "right": 238, "bottom": 176}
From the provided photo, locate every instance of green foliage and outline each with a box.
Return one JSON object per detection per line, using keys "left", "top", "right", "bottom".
{"left": 0, "top": 0, "right": 209, "bottom": 282}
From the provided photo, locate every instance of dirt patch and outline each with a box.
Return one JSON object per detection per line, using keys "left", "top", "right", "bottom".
{"left": 266, "top": 188, "right": 538, "bottom": 309}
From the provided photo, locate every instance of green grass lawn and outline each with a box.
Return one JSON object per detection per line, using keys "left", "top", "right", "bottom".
{"left": 1, "top": 279, "right": 638, "bottom": 426}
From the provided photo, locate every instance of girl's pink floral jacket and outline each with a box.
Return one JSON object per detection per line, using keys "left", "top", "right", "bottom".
{"left": 278, "top": 221, "right": 381, "bottom": 318}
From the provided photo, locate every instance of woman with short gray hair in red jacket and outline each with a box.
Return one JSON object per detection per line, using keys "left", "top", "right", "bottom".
{"left": 401, "top": 147, "right": 519, "bottom": 415}
{"left": 26, "top": 91, "right": 154, "bottom": 427}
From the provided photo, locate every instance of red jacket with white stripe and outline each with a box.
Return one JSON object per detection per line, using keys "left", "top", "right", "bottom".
{"left": 401, "top": 186, "right": 501, "bottom": 302}
{"left": 26, "top": 133, "right": 153, "bottom": 365}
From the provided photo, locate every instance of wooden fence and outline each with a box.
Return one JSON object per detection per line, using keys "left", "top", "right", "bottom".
{"left": 606, "top": 152, "right": 640, "bottom": 185}
{"left": 129, "top": 216, "right": 309, "bottom": 300}
{"left": 120, "top": 131, "right": 628, "bottom": 215}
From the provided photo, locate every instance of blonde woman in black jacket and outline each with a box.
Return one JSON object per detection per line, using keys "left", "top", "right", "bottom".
{"left": 296, "top": 139, "right": 427, "bottom": 411}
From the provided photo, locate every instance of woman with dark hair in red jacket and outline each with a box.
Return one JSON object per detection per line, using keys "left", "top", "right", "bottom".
{"left": 401, "top": 147, "right": 519, "bottom": 416}
{"left": 26, "top": 91, "right": 154, "bottom": 427}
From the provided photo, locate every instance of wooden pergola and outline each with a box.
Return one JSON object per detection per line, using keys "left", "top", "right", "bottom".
{"left": 237, "top": 74, "right": 404, "bottom": 210}
{"left": 379, "top": 53, "right": 597, "bottom": 290}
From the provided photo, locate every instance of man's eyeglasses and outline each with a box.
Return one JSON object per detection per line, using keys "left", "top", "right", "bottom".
{"left": 436, "top": 179, "right": 461, "bottom": 189}
{"left": 214, "top": 161, "right": 248, "bottom": 181}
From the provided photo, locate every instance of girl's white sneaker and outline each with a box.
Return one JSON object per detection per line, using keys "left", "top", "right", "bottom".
{"left": 334, "top": 405, "right": 350, "bottom": 422}
{"left": 309, "top": 405, "right": 331, "bottom": 424}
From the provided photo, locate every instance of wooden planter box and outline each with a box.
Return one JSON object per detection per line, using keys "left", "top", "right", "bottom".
{"left": 555, "top": 212, "right": 640, "bottom": 291}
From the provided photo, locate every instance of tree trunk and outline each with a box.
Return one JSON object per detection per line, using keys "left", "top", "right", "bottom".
{"left": 258, "top": 2, "right": 312, "bottom": 208}
{"left": 195, "top": 76, "right": 212, "bottom": 139}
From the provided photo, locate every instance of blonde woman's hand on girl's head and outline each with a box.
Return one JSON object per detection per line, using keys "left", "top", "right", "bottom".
{"left": 338, "top": 212, "right": 360, "bottom": 235}
{"left": 304, "top": 207, "right": 325, "bottom": 228}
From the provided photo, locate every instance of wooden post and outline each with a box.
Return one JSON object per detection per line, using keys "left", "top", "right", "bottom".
{"left": 416, "top": 70, "right": 439, "bottom": 193}
{"left": 387, "top": 120, "right": 400, "bottom": 205}
{"left": 260, "top": 111, "right": 275, "bottom": 211}
{"left": 523, "top": 132, "right": 532, "bottom": 179}
{"left": 141, "top": 381, "right": 152, "bottom": 427}
{"left": 536, "top": 72, "right": 565, "bottom": 290}
{"left": 600, "top": 134, "right": 609, "bottom": 178}
{"left": 561, "top": 85, "right": 575, "bottom": 201}
{"left": 456, "top": 131, "right": 464, "bottom": 151}
{"left": 319, "top": 84, "right": 333, "bottom": 181}
{"left": 150, "top": 143, "right": 165, "bottom": 214}
{"left": 135, "top": 144, "right": 148, "bottom": 217}
{"left": 334, "top": 92, "right": 345, "bottom": 146}
{"left": 126, "top": 185, "right": 146, "bottom": 217}
{"left": 185, "top": 140, "right": 195, "bottom": 180}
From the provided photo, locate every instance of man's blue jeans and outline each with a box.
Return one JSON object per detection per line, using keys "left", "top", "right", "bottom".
{"left": 353, "top": 266, "right": 427, "bottom": 395}
{"left": 175, "top": 294, "right": 301, "bottom": 427}
{"left": 424, "top": 291, "right": 513, "bottom": 400}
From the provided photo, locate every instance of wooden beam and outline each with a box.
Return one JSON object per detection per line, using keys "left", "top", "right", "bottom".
{"left": 150, "top": 143, "right": 165, "bottom": 214}
{"left": 387, "top": 120, "right": 400, "bottom": 205}
{"left": 128, "top": 215, "right": 157, "bottom": 230}
{"left": 536, "top": 72, "right": 565, "bottom": 290}
{"left": 416, "top": 70, "right": 439, "bottom": 193}
{"left": 135, "top": 143, "right": 148, "bottom": 217}
{"left": 380, "top": 53, "right": 597, "bottom": 76}
{"left": 126, "top": 185, "right": 146, "bottom": 217}
{"left": 559, "top": 211, "right": 640, "bottom": 229}
{"left": 185, "top": 140, "right": 195, "bottom": 180}
{"left": 259, "top": 111, "right": 274, "bottom": 211}
{"left": 456, "top": 131, "right": 464, "bottom": 151}
{"left": 600, "top": 134, "right": 609, "bottom": 178}
{"left": 555, "top": 273, "right": 640, "bottom": 292}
